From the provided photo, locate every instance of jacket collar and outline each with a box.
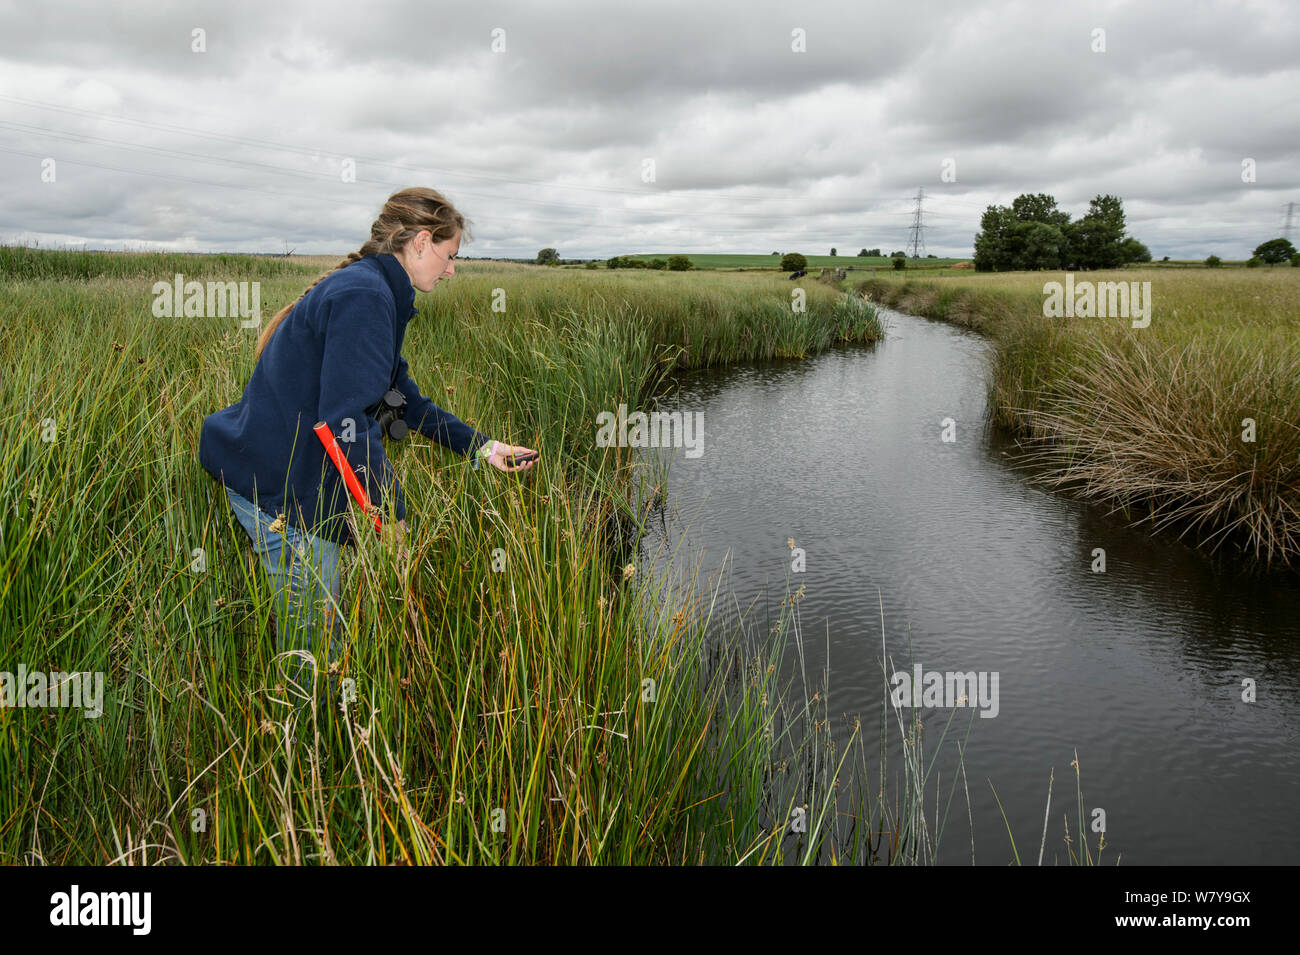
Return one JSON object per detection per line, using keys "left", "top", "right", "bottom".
{"left": 372, "top": 252, "right": 418, "bottom": 321}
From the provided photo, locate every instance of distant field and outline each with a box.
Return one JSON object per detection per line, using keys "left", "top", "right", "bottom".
{"left": 584, "top": 252, "right": 969, "bottom": 270}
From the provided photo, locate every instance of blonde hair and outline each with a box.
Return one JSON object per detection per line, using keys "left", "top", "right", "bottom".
{"left": 255, "top": 186, "right": 471, "bottom": 359}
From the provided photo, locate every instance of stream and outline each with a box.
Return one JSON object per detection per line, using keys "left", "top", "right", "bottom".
{"left": 637, "top": 304, "right": 1300, "bottom": 865}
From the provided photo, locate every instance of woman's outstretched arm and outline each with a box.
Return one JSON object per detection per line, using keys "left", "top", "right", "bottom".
{"left": 393, "top": 355, "right": 492, "bottom": 458}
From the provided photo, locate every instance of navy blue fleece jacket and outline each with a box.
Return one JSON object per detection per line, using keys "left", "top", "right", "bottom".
{"left": 199, "top": 252, "right": 491, "bottom": 545}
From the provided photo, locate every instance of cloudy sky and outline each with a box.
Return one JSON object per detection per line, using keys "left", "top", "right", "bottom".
{"left": 1, "top": 0, "right": 1296, "bottom": 260}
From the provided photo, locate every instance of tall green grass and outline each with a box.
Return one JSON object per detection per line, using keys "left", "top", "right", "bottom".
{"left": 0, "top": 243, "right": 324, "bottom": 281}
{"left": 0, "top": 249, "right": 900, "bottom": 864}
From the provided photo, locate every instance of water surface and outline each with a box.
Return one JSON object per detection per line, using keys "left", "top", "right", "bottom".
{"left": 639, "top": 305, "right": 1300, "bottom": 865}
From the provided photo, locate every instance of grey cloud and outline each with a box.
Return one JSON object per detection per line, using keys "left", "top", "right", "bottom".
{"left": 0, "top": 0, "right": 1297, "bottom": 259}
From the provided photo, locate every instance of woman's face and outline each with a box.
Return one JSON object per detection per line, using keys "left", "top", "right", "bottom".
{"left": 403, "top": 230, "right": 460, "bottom": 292}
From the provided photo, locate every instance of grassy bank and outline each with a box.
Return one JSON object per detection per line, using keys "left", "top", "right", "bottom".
{"left": 857, "top": 269, "right": 1300, "bottom": 567}
{"left": 1, "top": 249, "right": 911, "bottom": 864}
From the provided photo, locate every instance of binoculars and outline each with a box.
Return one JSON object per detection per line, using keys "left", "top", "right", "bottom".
{"left": 369, "top": 388, "right": 408, "bottom": 440}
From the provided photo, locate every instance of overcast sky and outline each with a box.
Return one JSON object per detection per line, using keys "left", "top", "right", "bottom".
{"left": 1, "top": 0, "right": 1296, "bottom": 260}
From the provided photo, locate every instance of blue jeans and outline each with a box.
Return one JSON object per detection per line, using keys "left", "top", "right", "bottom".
{"left": 225, "top": 487, "right": 345, "bottom": 682}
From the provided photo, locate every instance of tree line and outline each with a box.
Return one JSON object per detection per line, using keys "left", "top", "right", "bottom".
{"left": 535, "top": 248, "right": 693, "bottom": 270}
{"left": 973, "top": 193, "right": 1151, "bottom": 271}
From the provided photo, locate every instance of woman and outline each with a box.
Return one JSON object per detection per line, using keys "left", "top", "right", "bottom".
{"left": 199, "top": 186, "right": 536, "bottom": 675}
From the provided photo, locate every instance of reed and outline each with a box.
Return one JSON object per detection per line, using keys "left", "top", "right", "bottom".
{"left": 0, "top": 249, "right": 900, "bottom": 864}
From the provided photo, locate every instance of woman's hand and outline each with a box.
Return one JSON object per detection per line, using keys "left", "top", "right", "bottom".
{"left": 489, "top": 442, "right": 539, "bottom": 473}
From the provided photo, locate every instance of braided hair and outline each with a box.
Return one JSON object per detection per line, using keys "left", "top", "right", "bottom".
{"left": 255, "top": 186, "right": 470, "bottom": 359}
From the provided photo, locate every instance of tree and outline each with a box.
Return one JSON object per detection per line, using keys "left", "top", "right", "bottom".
{"left": 866, "top": 248, "right": 881, "bottom": 257}
{"left": 973, "top": 204, "right": 1017, "bottom": 271}
{"left": 1120, "top": 238, "right": 1152, "bottom": 264}
{"left": 772, "top": 251, "right": 780, "bottom": 256}
{"left": 668, "top": 255, "right": 693, "bottom": 271}
{"left": 892, "top": 256, "right": 906, "bottom": 270}
{"left": 1068, "top": 195, "right": 1127, "bottom": 269}
{"left": 973, "top": 193, "right": 1142, "bottom": 272}
{"left": 858, "top": 248, "right": 869, "bottom": 257}
{"left": 648, "top": 258, "right": 667, "bottom": 270}
{"left": 780, "top": 252, "right": 807, "bottom": 272}
{"left": 1011, "top": 222, "right": 1067, "bottom": 270}
{"left": 890, "top": 250, "right": 906, "bottom": 258}
{"left": 972, "top": 194, "right": 1071, "bottom": 270}
{"left": 830, "top": 248, "right": 837, "bottom": 256}
{"left": 1012, "top": 193, "right": 1070, "bottom": 228}
{"left": 1204, "top": 255, "right": 1222, "bottom": 268}
{"left": 536, "top": 248, "right": 560, "bottom": 265}
{"left": 606, "top": 256, "right": 621, "bottom": 269}
{"left": 1253, "top": 238, "right": 1297, "bottom": 264}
